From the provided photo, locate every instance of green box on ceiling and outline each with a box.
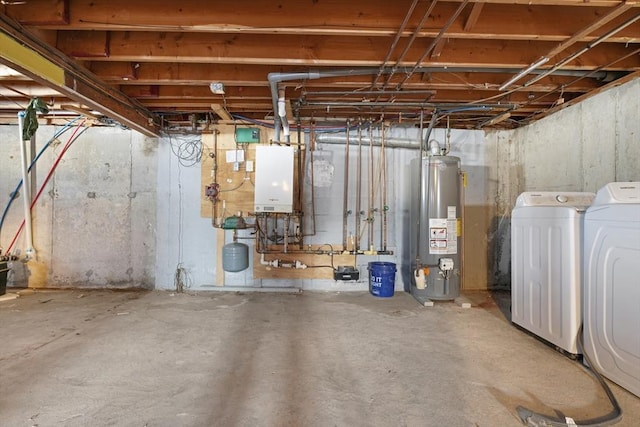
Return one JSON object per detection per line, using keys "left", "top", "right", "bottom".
{"left": 235, "top": 127, "right": 260, "bottom": 143}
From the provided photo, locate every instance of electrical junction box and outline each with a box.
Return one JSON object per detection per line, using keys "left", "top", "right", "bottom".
{"left": 254, "top": 145, "right": 294, "bottom": 213}
{"left": 333, "top": 266, "right": 360, "bottom": 281}
{"left": 235, "top": 127, "right": 260, "bottom": 143}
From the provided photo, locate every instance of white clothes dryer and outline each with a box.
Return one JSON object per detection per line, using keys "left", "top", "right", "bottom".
{"left": 583, "top": 182, "right": 640, "bottom": 398}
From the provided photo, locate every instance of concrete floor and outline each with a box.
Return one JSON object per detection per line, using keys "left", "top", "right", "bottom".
{"left": 1, "top": 289, "right": 638, "bottom": 427}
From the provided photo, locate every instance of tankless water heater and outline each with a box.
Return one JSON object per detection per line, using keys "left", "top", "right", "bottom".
{"left": 254, "top": 145, "right": 294, "bottom": 213}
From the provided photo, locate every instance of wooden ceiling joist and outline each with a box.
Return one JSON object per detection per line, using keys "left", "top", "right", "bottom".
{"left": 0, "top": 14, "right": 160, "bottom": 136}
{"left": 1, "top": 0, "right": 639, "bottom": 129}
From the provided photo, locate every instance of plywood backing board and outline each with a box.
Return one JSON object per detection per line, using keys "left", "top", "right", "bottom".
{"left": 202, "top": 125, "right": 342, "bottom": 281}
{"left": 200, "top": 127, "right": 260, "bottom": 220}
{"left": 200, "top": 125, "right": 303, "bottom": 220}
{"left": 253, "top": 246, "right": 356, "bottom": 279}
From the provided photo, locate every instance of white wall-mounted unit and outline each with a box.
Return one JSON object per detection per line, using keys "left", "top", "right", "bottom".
{"left": 583, "top": 182, "right": 640, "bottom": 398}
{"left": 254, "top": 145, "right": 294, "bottom": 213}
{"left": 511, "top": 191, "right": 595, "bottom": 354}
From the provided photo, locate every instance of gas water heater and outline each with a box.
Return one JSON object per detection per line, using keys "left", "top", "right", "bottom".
{"left": 410, "top": 148, "right": 462, "bottom": 303}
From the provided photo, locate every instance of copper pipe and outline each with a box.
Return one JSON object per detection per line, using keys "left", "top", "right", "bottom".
{"left": 342, "top": 120, "right": 350, "bottom": 250}
{"left": 355, "top": 124, "right": 363, "bottom": 251}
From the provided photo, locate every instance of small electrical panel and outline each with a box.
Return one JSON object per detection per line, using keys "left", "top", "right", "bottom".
{"left": 333, "top": 266, "right": 360, "bottom": 281}
{"left": 235, "top": 127, "right": 260, "bottom": 144}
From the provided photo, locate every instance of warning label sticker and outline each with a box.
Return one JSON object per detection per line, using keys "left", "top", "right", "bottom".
{"left": 428, "top": 218, "right": 458, "bottom": 255}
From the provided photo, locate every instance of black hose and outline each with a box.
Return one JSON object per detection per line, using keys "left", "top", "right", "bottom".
{"left": 516, "top": 325, "right": 623, "bottom": 427}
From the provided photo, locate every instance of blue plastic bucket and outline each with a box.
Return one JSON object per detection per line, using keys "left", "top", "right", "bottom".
{"left": 368, "top": 262, "right": 397, "bottom": 297}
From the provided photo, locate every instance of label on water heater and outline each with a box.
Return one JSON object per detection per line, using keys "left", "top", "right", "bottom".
{"left": 429, "top": 217, "right": 458, "bottom": 255}
{"left": 448, "top": 206, "right": 456, "bottom": 219}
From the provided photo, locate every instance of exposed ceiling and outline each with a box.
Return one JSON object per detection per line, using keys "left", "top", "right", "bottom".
{"left": 1, "top": 0, "right": 640, "bottom": 136}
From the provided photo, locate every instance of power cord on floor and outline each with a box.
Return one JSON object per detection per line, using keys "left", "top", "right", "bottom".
{"left": 516, "top": 325, "right": 623, "bottom": 427}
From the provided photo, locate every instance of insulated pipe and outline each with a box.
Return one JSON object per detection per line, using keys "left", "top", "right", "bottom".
{"left": 17, "top": 112, "right": 35, "bottom": 261}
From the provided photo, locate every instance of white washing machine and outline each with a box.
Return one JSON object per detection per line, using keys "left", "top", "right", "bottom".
{"left": 511, "top": 191, "right": 595, "bottom": 354}
{"left": 583, "top": 182, "right": 640, "bottom": 398}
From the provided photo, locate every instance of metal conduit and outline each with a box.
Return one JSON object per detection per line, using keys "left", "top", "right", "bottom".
{"left": 304, "top": 101, "right": 517, "bottom": 109}
{"left": 377, "top": 0, "right": 440, "bottom": 94}
{"left": 373, "top": 0, "right": 421, "bottom": 87}
{"left": 524, "top": 11, "right": 640, "bottom": 88}
{"left": 397, "top": 0, "right": 470, "bottom": 90}
{"left": 270, "top": 66, "right": 609, "bottom": 140}
{"left": 318, "top": 136, "right": 421, "bottom": 150}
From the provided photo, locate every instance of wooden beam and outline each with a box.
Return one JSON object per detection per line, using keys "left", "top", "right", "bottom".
{"left": 97, "top": 63, "right": 604, "bottom": 93}
{"left": 0, "top": 31, "right": 64, "bottom": 85}
{"left": 56, "top": 30, "right": 109, "bottom": 58}
{"left": 60, "top": 104, "right": 101, "bottom": 119}
{"left": 0, "top": 13, "right": 160, "bottom": 136}
{"left": 431, "top": 39, "right": 448, "bottom": 59}
{"left": 121, "top": 85, "right": 271, "bottom": 99}
{"left": 464, "top": 2, "right": 485, "bottom": 32}
{"left": 16, "top": 1, "right": 640, "bottom": 42}
{"left": 3, "top": 0, "right": 68, "bottom": 25}
{"left": 545, "top": 1, "right": 636, "bottom": 58}
{"left": 58, "top": 32, "right": 640, "bottom": 69}
{"left": 211, "top": 104, "right": 232, "bottom": 121}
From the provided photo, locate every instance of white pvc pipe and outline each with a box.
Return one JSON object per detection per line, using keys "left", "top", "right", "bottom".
{"left": 277, "top": 88, "right": 290, "bottom": 142}
{"left": 17, "top": 112, "right": 36, "bottom": 261}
